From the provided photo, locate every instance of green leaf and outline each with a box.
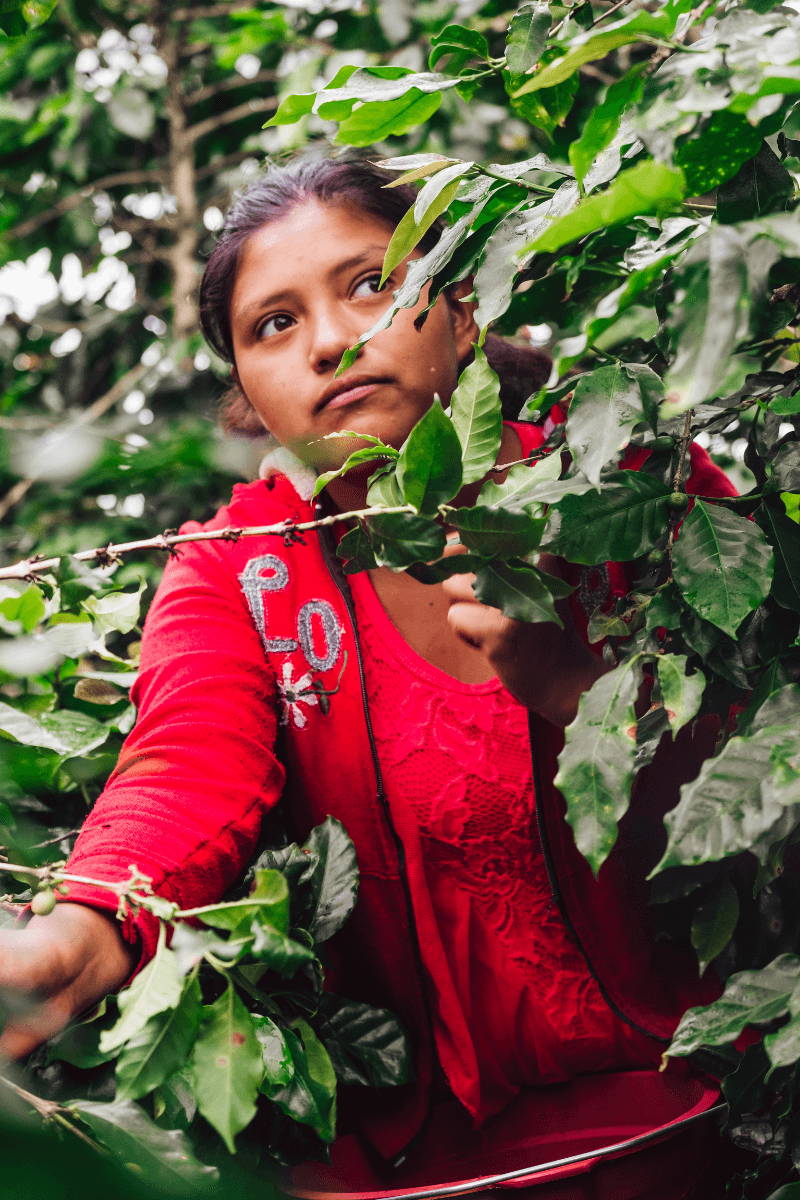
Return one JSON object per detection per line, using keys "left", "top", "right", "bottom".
{"left": 263, "top": 1021, "right": 337, "bottom": 1143}
{"left": 316, "top": 67, "right": 460, "bottom": 116}
{"left": 548, "top": 472, "right": 671, "bottom": 564}
{"left": 70, "top": 1099, "right": 218, "bottom": 1192}
{"left": 316, "top": 996, "right": 411, "bottom": 1088}
{"left": 249, "top": 923, "right": 317, "bottom": 976}
{"left": 565, "top": 363, "right": 651, "bottom": 487}
{"left": 764, "top": 989, "right": 800, "bottom": 1069}
{"left": 100, "top": 931, "right": 184, "bottom": 1055}
{"left": 82, "top": 585, "right": 143, "bottom": 636}
{"left": 472, "top": 560, "right": 567, "bottom": 625}
{"left": 675, "top": 111, "right": 763, "bottom": 195}
{"left": 303, "top": 816, "right": 359, "bottom": 943}
{"left": 517, "top": 162, "right": 686, "bottom": 258}
{"left": 653, "top": 686, "right": 800, "bottom": 872}
{"left": 479, "top": 452, "right": 592, "bottom": 513}
{"left": 662, "top": 225, "right": 783, "bottom": 417}
{"left": 513, "top": 7, "right": 685, "bottom": 95}
{"left": 116, "top": 975, "right": 202, "bottom": 1101}
{"left": 505, "top": 3, "right": 550, "bottom": 75}
{"left": 429, "top": 24, "right": 490, "bottom": 71}
{"left": 672, "top": 501, "right": 774, "bottom": 638}
{"left": 668, "top": 954, "right": 800, "bottom": 1058}
{"left": 759, "top": 503, "right": 800, "bottom": 613}
{"left": 0, "top": 584, "right": 46, "bottom": 632}
{"left": 781, "top": 492, "right": 800, "bottom": 524}
{"left": 367, "top": 511, "right": 446, "bottom": 569}
{"left": 313, "top": 442, "right": 397, "bottom": 498}
{"left": 194, "top": 868, "right": 289, "bottom": 933}
{"left": 691, "top": 879, "right": 739, "bottom": 975}
{"left": 337, "top": 523, "right": 379, "bottom": 573}
{"left": 474, "top": 183, "right": 579, "bottom": 326}
{"left": 191, "top": 983, "right": 264, "bottom": 1153}
{"left": 555, "top": 658, "right": 640, "bottom": 874}
{"left": 253, "top": 1014, "right": 295, "bottom": 1088}
{"left": 381, "top": 168, "right": 467, "bottom": 284}
{"left": 568, "top": 66, "right": 645, "bottom": 189}
{"left": 0, "top": 700, "right": 76, "bottom": 754}
{"left": 335, "top": 90, "right": 442, "bottom": 147}
{"left": 449, "top": 346, "right": 503, "bottom": 484}
{"left": 450, "top": 507, "right": 545, "bottom": 558}
{"left": 395, "top": 401, "right": 463, "bottom": 514}
{"left": 656, "top": 653, "right": 705, "bottom": 735}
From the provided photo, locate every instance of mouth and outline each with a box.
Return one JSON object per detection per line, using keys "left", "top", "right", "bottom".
{"left": 316, "top": 376, "right": 391, "bottom": 413}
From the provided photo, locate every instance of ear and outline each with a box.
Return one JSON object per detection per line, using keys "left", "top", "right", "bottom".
{"left": 443, "top": 276, "right": 479, "bottom": 361}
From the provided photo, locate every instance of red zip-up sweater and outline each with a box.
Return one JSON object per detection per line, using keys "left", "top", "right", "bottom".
{"left": 63, "top": 432, "right": 735, "bottom": 1160}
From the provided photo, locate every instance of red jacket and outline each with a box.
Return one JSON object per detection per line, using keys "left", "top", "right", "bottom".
{"left": 64, "top": 439, "right": 734, "bottom": 1161}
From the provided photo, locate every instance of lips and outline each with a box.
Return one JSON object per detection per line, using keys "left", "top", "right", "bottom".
{"left": 316, "top": 375, "right": 390, "bottom": 412}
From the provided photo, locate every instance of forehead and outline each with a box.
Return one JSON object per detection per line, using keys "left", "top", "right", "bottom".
{"left": 230, "top": 198, "right": 395, "bottom": 316}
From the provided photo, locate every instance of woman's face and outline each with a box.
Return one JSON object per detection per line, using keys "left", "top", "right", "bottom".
{"left": 228, "top": 198, "right": 477, "bottom": 471}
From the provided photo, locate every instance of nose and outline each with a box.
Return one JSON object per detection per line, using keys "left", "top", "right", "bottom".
{"left": 307, "top": 303, "right": 361, "bottom": 373}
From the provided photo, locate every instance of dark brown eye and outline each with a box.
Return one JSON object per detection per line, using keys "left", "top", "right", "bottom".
{"left": 259, "top": 312, "right": 294, "bottom": 339}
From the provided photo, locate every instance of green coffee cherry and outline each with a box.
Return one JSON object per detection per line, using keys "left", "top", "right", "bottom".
{"left": 651, "top": 436, "right": 675, "bottom": 452}
{"left": 647, "top": 548, "right": 667, "bottom": 566}
{"left": 667, "top": 491, "right": 689, "bottom": 511}
{"left": 31, "top": 888, "right": 56, "bottom": 916}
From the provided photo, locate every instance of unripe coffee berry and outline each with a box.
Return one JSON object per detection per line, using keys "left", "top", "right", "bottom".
{"left": 31, "top": 888, "right": 56, "bottom": 916}
{"left": 651, "top": 436, "right": 674, "bottom": 452}
{"left": 647, "top": 548, "right": 666, "bottom": 565}
{"left": 667, "top": 491, "right": 689, "bottom": 510}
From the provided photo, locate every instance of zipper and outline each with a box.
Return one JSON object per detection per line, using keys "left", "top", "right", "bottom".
{"left": 317, "top": 517, "right": 439, "bottom": 1167}
{"left": 528, "top": 711, "right": 668, "bottom": 1044}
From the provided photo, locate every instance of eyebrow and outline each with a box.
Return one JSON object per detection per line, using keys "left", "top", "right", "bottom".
{"left": 235, "top": 246, "right": 389, "bottom": 322}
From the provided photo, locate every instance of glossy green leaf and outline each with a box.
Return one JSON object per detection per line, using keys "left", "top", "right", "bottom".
{"left": 249, "top": 923, "right": 317, "bottom": 976}
{"left": 71, "top": 1099, "right": 218, "bottom": 1192}
{"left": 662, "top": 225, "right": 783, "bottom": 417}
{"left": 367, "top": 511, "right": 446, "bottom": 569}
{"left": 264, "top": 1021, "right": 337, "bottom": 1143}
{"left": 548, "top": 472, "right": 671, "bottom": 564}
{"left": 569, "top": 66, "right": 645, "bottom": 188}
{"left": 675, "top": 111, "right": 763, "bottom": 195}
{"left": 316, "top": 996, "right": 411, "bottom": 1088}
{"left": 100, "top": 931, "right": 184, "bottom": 1055}
{"left": 759, "top": 503, "right": 800, "bottom": 612}
{"left": 565, "top": 363, "right": 651, "bottom": 487}
{"left": 672, "top": 501, "right": 774, "bottom": 638}
{"left": 669, "top": 954, "right": 800, "bottom": 1057}
{"left": 116, "top": 975, "right": 202, "bottom": 1101}
{"left": 316, "top": 67, "right": 459, "bottom": 114}
{"left": 479, "top": 453, "right": 592, "bottom": 513}
{"left": 449, "top": 346, "right": 502, "bottom": 484}
{"left": 764, "top": 990, "right": 800, "bottom": 1068}
{"left": 472, "top": 560, "right": 567, "bottom": 625}
{"left": 191, "top": 983, "right": 264, "bottom": 1153}
{"left": 193, "top": 868, "right": 289, "bottom": 934}
{"left": 313, "top": 442, "right": 397, "bottom": 498}
{"left": 381, "top": 171, "right": 465, "bottom": 285}
{"left": 253, "top": 1014, "right": 295, "bottom": 1088}
{"left": 335, "top": 90, "right": 442, "bottom": 147}
{"left": 654, "top": 687, "right": 800, "bottom": 872}
{"left": 450, "top": 507, "right": 545, "bottom": 558}
{"left": 518, "top": 162, "right": 685, "bottom": 258}
{"left": 656, "top": 653, "right": 705, "bottom": 735}
{"left": 514, "top": 6, "right": 685, "bottom": 96}
{"left": 396, "top": 402, "right": 463, "bottom": 514}
{"left": 303, "top": 816, "right": 359, "bottom": 943}
{"left": 555, "top": 658, "right": 640, "bottom": 874}
{"left": 429, "top": 24, "right": 489, "bottom": 71}
{"left": 505, "top": 3, "right": 550, "bottom": 75}
{"left": 691, "top": 879, "right": 739, "bottom": 975}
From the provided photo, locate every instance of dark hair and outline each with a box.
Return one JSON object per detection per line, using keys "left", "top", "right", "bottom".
{"left": 199, "top": 152, "right": 550, "bottom": 435}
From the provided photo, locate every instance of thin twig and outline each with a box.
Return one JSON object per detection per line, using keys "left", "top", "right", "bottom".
{"left": 0, "top": 1078, "right": 107, "bottom": 1154}
{"left": 188, "top": 95, "right": 278, "bottom": 144}
{"left": 8, "top": 170, "right": 161, "bottom": 242}
{"left": 672, "top": 412, "right": 693, "bottom": 492}
{"left": 185, "top": 68, "right": 278, "bottom": 108}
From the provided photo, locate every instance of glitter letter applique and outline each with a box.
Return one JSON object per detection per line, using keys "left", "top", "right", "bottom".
{"left": 239, "top": 553, "right": 343, "bottom": 673}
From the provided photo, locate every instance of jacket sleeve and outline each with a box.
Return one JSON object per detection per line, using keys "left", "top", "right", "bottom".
{"left": 61, "top": 527, "right": 286, "bottom": 969}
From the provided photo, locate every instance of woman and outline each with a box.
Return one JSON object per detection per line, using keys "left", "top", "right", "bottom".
{"left": 0, "top": 156, "right": 736, "bottom": 1196}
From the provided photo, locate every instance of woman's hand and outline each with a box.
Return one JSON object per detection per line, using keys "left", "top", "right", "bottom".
{"left": 443, "top": 553, "right": 608, "bottom": 726}
{"left": 0, "top": 903, "right": 136, "bottom": 1059}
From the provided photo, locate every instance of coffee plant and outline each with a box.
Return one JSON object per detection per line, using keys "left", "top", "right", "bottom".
{"left": 2, "top": 0, "right": 800, "bottom": 1196}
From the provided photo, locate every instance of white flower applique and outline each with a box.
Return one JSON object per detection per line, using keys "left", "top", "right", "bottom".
{"left": 277, "top": 660, "right": 319, "bottom": 729}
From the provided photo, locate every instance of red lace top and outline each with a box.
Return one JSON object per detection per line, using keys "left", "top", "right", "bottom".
{"left": 346, "top": 424, "right": 659, "bottom": 1124}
